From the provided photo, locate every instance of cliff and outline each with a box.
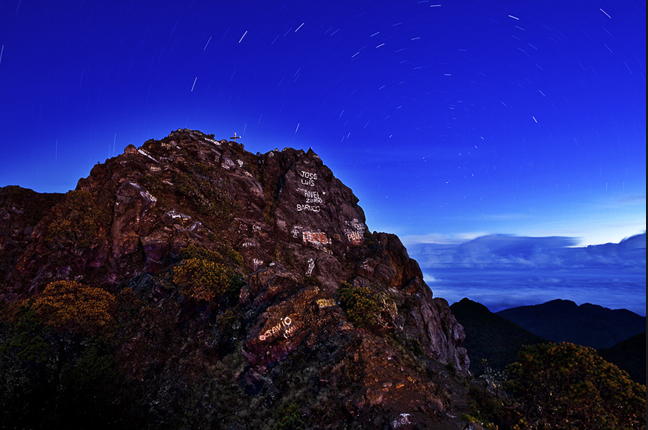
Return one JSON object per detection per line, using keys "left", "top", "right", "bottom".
{"left": 0, "top": 129, "right": 471, "bottom": 429}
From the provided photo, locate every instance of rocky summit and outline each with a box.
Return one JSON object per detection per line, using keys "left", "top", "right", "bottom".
{"left": 0, "top": 129, "right": 472, "bottom": 429}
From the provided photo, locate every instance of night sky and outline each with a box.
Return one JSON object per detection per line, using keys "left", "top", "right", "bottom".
{"left": 0, "top": 1, "right": 645, "bottom": 311}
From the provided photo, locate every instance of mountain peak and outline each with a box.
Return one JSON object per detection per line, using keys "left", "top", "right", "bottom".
{"left": 0, "top": 129, "right": 472, "bottom": 428}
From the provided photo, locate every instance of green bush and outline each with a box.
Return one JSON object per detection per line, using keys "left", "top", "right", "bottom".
{"left": 44, "top": 190, "right": 110, "bottom": 249}
{"left": 0, "top": 306, "right": 50, "bottom": 363}
{"left": 32, "top": 281, "right": 115, "bottom": 335}
{"left": 172, "top": 172, "right": 234, "bottom": 218}
{"left": 506, "top": 342, "right": 646, "bottom": 429}
{"left": 173, "top": 258, "right": 231, "bottom": 302}
{"left": 180, "top": 244, "right": 223, "bottom": 263}
{"left": 274, "top": 403, "right": 306, "bottom": 430}
{"left": 337, "top": 282, "right": 380, "bottom": 329}
{"left": 226, "top": 273, "right": 245, "bottom": 302}
{"left": 225, "top": 248, "right": 244, "bottom": 266}
{"left": 0, "top": 307, "right": 125, "bottom": 429}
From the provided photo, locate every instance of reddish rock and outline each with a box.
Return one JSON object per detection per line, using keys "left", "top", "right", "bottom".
{"left": 0, "top": 129, "right": 473, "bottom": 429}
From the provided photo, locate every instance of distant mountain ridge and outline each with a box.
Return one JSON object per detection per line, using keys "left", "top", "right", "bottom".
{"left": 599, "top": 333, "right": 646, "bottom": 385}
{"left": 453, "top": 298, "right": 647, "bottom": 385}
{"left": 496, "top": 299, "right": 646, "bottom": 349}
{"left": 450, "top": 298, "right": 547, "bottom": 374}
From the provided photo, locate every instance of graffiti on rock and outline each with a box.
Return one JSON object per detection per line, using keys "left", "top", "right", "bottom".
{"left": 296, "top": 170, "right": 321, "bottom": 211}
{"left": 316, "top": 298, "right": 336, "bottom": 308}
{"left": 297, "top": 204, "right": 320, "bottom": 212}
{"left": 258, "top": 316, "right": 294, "bottom": 341}
{"left": 344, "top": 218, "right": 366, "bottom": 245}
{"left": 303, "top": 231, "right": 328, "bottom": 245}
{"left": 306, "top": 258, "right": 315, "bottom": 276}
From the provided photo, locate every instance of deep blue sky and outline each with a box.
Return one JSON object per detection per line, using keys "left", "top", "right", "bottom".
{"left": 0, "top": 0, "right": 645, "bottom": 248}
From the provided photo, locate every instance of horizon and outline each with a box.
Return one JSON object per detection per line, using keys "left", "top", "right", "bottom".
{"left": 1, "top": 131, "right": 644, "bottom": 247}
{"left": 2, "top": 130, "right": 643, "bottom": 315}
{"left": 1, "top": 1, "right": 645, "bottom": 249}
{"left": 2, "top": 133, "right": 644, "bottom": 247}
{"left": 0, "top": 1, "right": 644, "bottom": 313}
{"left": 452, "top": 296, "right": 647, "bottom": 317}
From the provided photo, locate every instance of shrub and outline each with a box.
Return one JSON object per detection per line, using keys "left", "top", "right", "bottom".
{"left": 32, "top": 281, "right": 115, "bottom": 335}
{"left": 173, "top": 258, "right": 231, "bottom": 302}
{"left": 274, "top": 403, "right": 306, "bottom": 430}
{"left": 179, "top": 244, "right": 223, "bottom": 263}
{"left": 172, "top": 172, "right": 234, "bottom": 218}
{"left": 226, "top": 273, "right": 245, "bottom": 302}
{"left": 337, "top": 281, "right": 380, "bottom": 329}
{"left": 225, "top": 248, "right": 244, "bottom": 266}
{"left": 44, "top": 190, "right": 110, "bottom": 249}
{"left": 217, "top": 308, "right": 238, "bottom": 333}
{"left": 0, "top": 305, "right": 50, "bottom": 363}
{"left": 506, "top": 342, "right": 646, "bottom": 429}
{"left": 0, "top": 307, "right": 124, "bottom": 429}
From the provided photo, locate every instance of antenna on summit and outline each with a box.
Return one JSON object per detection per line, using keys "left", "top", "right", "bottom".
{"left": 230, "top": 132, "right": 242, "bottom": 142}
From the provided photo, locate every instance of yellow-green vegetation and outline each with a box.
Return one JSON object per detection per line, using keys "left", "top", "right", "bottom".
{"left": 180, "top": 243, "right": 224, "bottom": 263}
{"left": 173, "top": 258, "right": 231, "bottom": 302}
{"left": 0, "top": 305, "right": 123, "bottom": 428}
{"left": 337, "top": 281, "right": 380, "bottom": 329}
{"left": 172, "top": 171, "right": 234, "bottom": 218}
{"left": 217, "top": 308, "right": 238, "bottom": 331}
{"left": 273, "top": 403, "right": 306, "bottom": 430}
{"left": 138, "top": 174, "right": 164, "bottom": 193}
{"left": 0, "top": 306, "right": 50, "bottom": 363}
{"left": 180, "top": 243, "right": 243, "bottom": 267}
{"left": 32, "top": 280, "right": 115, "bottom": 335}
{"left": 195, "top": 162, "right": 219, "bottom": 177}
{"left": 174, "top": 244, "right": 245, "bottom": 304}
{"left": 461, "top": 413, "right": 500, "bottom": 430}
{"left": 225, "top": 248, "right": 244, "bottom": 266}
{"left": 44, "top": 190, "right": 110, "bottom": 249}
{"left": 506, "top": 342, "right": 646, "bottom": 430}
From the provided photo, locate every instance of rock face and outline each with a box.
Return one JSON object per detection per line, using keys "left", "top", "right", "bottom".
{"left": 0, "top": 129, "right": 470, "bottom": 428}
{"left": 0, "top": 186, "right": 64, "bottom": 296}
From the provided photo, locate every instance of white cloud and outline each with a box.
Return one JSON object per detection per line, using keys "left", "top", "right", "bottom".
{"left": 409, "top": 233, "right": 646, "bottom": 270}
{"left": 401, "top": 231, "right": 488, "bottom": 246}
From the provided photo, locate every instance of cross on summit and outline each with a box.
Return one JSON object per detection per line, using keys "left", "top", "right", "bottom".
{"left": 230, "top": 132, "right": 242, "bottom": 142}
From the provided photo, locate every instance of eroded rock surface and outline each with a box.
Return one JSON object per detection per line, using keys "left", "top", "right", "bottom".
{"left": 0, "top": 129, "right": 471, "bottom": 429}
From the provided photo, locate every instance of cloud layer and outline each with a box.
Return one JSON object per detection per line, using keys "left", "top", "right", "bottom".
{"left": 407, "top": 234, "right": 646, "bottom": 315}
{"left": 408, "top": 233, "right": 646, "bottom": 270}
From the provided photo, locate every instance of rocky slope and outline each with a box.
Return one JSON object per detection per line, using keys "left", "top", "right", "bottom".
{"left": 0, "top": 129, "right": 472, "bottom": 429}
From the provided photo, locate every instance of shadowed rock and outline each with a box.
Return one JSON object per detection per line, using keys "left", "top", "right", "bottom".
{"left": 0, "top": 129, "right": 472, "bottom": 429}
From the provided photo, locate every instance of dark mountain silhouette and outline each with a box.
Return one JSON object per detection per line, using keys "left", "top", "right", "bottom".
{"left": 496, "top": 299, "right": 646, "bottom": 349}
{"left": 454, "top": 297, "right": 646, "bottom": 386}
{"left": 451, "top": 298, "right": 547, "bottom": 375}
{"left": 599, "top": 332, "right": 647, "bottom": 385}
{"left": 0, "top": 129, "right": 472, "bottom": 429}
